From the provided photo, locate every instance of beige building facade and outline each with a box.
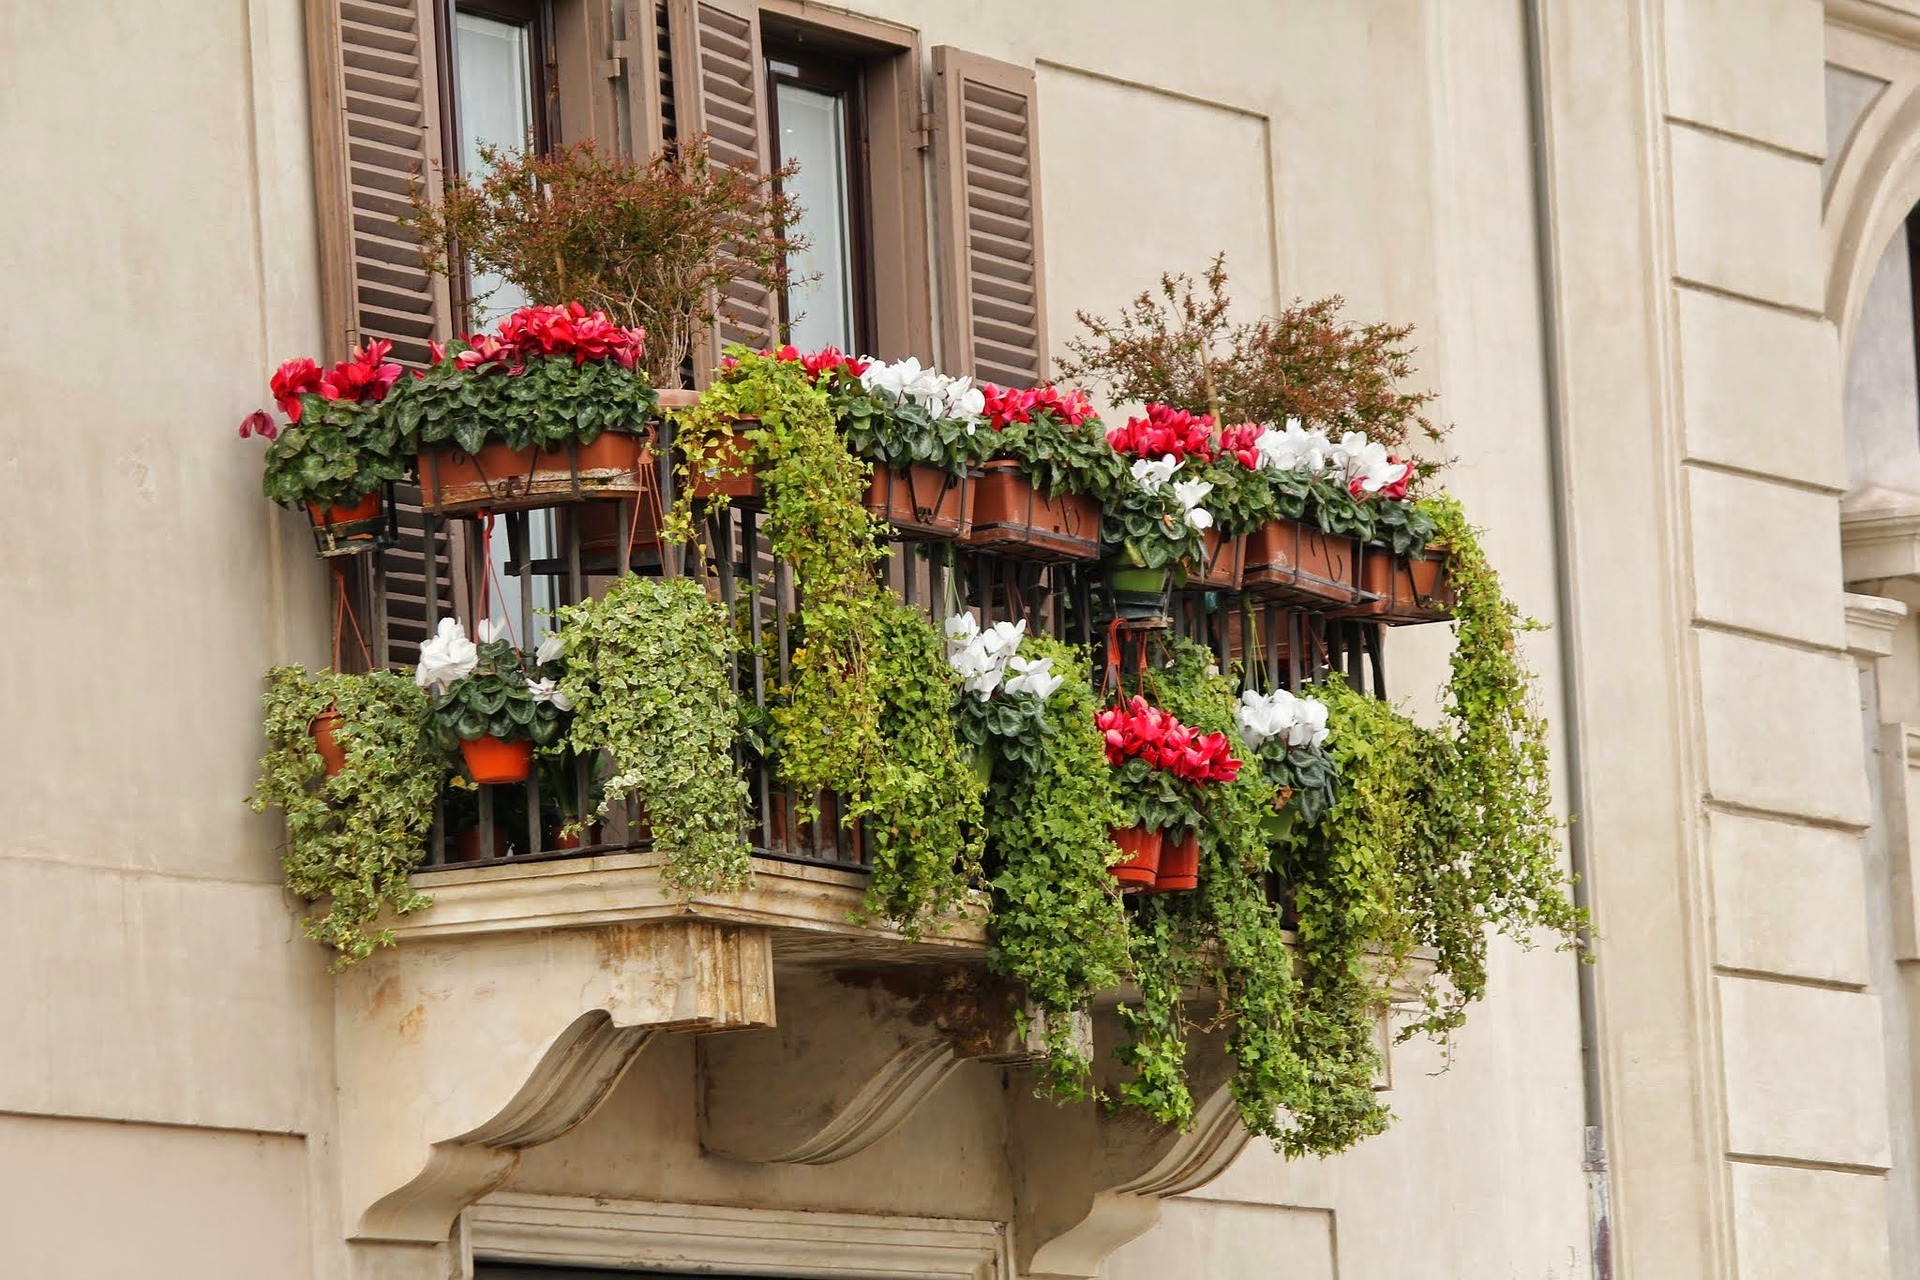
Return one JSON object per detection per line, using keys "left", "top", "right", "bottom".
{"left": 5, "top": 0, "right": 1920, "bottom": 1277}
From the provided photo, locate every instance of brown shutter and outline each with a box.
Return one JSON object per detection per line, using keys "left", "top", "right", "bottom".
{"left": 666, "top": 0, "right": 777, "bottom": 359}
{"left": 932, "top": 47, "right": 1049, "bottom": 388}
{"left": 618, "top": 0, "right": 671, "bottom": 156}
{"left": 304, "top": 0, "right": 457, "bottom": 667}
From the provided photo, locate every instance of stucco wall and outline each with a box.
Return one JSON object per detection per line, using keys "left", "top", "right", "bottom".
{"left": 6, "top": 0, "right": 1895, "bottom": 1277}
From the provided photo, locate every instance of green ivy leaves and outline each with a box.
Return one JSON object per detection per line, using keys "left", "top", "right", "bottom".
{"left": 556, "top": 575, "right": 751, "bottom": 895}
{"left": 249, "top": 668, "right": 444, "bottom": 965}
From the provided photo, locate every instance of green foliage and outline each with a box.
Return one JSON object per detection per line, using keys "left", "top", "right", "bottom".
{"left": 857, "top": 599, "right": 987, "bottom": 929}
{"left": 423, "top": 635, "right": 569, "bottom": 754}
{"left": 831, "top": 373, "right": 992, "bottom": 476}
{"left": 249, "top": 668, "right": 444, "bottom": 965}
{"left": 387, "top": 349, "right": 659, "bottom": 456}
{"left": 695, "top": 352, "right": 981, "bottom": 932}
{"left": 557, "top": 575, "right": 752, "bottom": 894}
{"left": 1114, "top": 894, "right": 1197, "bottom": 1125}
{"left": 1194, "top": 455, "right": 1278, "bottom": 535}
{"left": 1100, "top": 483, "right": 1206, "bottom": 571}
{"left": 985, "top": 404, "right": 1125, "bottom": 500}
{"left": 979, "top": 636, "right": 1129, "bottom": 1097}
{"left": 261, "top": 397, "right": 406, "bottom": 508}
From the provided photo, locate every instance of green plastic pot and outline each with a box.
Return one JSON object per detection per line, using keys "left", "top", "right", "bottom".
{"left": 1104, "top": 563, "right": 1172, "bottom": 621}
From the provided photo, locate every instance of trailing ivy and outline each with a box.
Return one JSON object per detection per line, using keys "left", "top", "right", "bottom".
{"left": 556, "top": 574, "right": 751, "bottom": 894}
{"left": 249, "top": 668, "right": 444, "bottom": 966}
{"left": 980, "top": 636, "right": 1129, "bottom": 1098}
{"left": 678, "top": 351, "right": 981, "bottom": 932}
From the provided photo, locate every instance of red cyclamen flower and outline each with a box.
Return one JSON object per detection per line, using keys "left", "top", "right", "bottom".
{"left": 237, "top": 410, "right": 278, "bottom": 441}
{"left": 322, "top": 338, "right": 402, "bottom": 403}
{"left": 1218, "top": 423, "right": 1263, "bottom": 470}
{"left": 269, "top": 357, "right": 325, "bottom": 422}
{"left": 1106, "top": 404, "right": 1218, "bottom": 462}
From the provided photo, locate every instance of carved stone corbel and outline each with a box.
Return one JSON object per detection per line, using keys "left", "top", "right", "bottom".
{"left": 697, "top": 964, "right": 1076, "bottom": 1165}
{"left": 335, "top": 919, "right": 774, "bottom": 1257}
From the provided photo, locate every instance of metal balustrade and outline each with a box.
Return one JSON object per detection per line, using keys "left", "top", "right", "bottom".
{"left": 354, "top": 425, "right": 1389, "bottom": 874}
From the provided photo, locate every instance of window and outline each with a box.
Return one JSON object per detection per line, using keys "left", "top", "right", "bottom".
{"left": 449, "top": 0, "right": 563, "bottom": 646}
{"left": 765, "top": 42, "right": 870, "bottom": 352}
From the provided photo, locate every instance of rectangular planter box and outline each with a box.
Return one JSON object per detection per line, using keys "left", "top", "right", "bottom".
{"left": 1187, "top": 528, "right": 1245, "bottom": 591}
{"left": 1339, "top": 545, "right": 1455, "bottom": 624}
{"left": 1241, "top": 518, "right": 1363, "bottom": 607}
{"left": 964, "top": 461, "right": 1101, "bottom": 563}
{"left": 418, "top": 431, "right": 653, "bottom": 515}
{"left": 864, "top": 462, "right": 972, "bottom": 540}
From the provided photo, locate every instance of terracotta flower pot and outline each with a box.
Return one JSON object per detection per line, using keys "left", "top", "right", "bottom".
{"left": 459, "top": 735, "right": 534, "bottom": 785}
{"left": 305, "top": 491, "right": 386, "bottom": 557}
{"left": 452, "top": 825, "right": 510, "bottom": 863}
{"left": 418, "top": 430, "right": 654, "bottom": 515}
{"left": 549, "top": 822, "right": 604, "bottom": 852}
{"left": 864, "top": 462, "right": 972, "bottom": 540}
{"left": 1188, "top": 528, "right": 1245, "bottom": 591}
{"left": 1110, "top": 824, "right": 1165, "bottom": 890}
{"left": 1339, "top": 544, "right": 1455, "bottom": 625}
{"left": 964, "top": 460, "right": 1101, "bottom": 562}
{"left": 1151, "top": 828, "right": 1201, "bottom": 893}
{"left": 683, "top": 421, "right": 759, "bottom": 501}
{"left": 1241, "top": 517, "right": 1363, "bottom": 608}
{"left": 310, "top": 707, "right": 347, "bottom": 777}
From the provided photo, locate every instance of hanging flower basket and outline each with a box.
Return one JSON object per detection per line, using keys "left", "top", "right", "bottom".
{"left": 1109, "top": 823, "right": 1164, "bottom": 889}
{"left": 1341, "top": 544, "right": 1455, "bottom": 624}
{"left": 459, "top": 735, "right": 534, "bottom": 785}
{"left": 1188, "top": 528, "right": 1245, "bottom": 592}
{"left": 965, "top": 461, "right": 1102, "bottom": 562}
{"left": 1150, "top": 827, "right": 1200, "bottom": 892}
{"left": 305, "top": 490, "right": 391, "bottom": 558}
{"left": 1104, "top": 563, "right": 1173, "bottom": 622}
{"left": 864, "top": 462, "right": 973, "bottom": 540}
{"left": 418, "top": 430, "right": 655, "bottom": 515}
{"left": 1242, "top": 517, "right": 1363, "bottom": 607}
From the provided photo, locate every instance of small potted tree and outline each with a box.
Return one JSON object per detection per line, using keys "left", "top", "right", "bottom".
{"left": 415, "top": 619, "right": 571, "bottom": 784}
{"left": 241, "top": 341, "right": 406, "bottom": 556}
{"left": 967, "top": 383, "right": 1119, "bottom": 562}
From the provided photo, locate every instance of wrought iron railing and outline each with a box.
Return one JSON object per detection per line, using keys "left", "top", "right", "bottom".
{"left": 353, "top": 426, "right": 1389, "bottom": 874}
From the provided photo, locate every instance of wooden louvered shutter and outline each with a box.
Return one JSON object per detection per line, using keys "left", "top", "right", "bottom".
{"left": 666, "top": 0, "right": 777, "bottom": 361}
{"left": 305, "top": 0, "right": 456, "bottom": 667}
{"left": 932, "top": 47, "right": 1049, "bottom": 388}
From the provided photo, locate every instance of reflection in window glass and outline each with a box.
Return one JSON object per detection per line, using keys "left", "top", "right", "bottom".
{"left": 776, "top": 82, "right": 856, "bottom": 352}
{"left": 455, "top": 12, "right": 534, "bottom": 327}
{"left": 456, "top": 12, "right": 550, "bottom": 644}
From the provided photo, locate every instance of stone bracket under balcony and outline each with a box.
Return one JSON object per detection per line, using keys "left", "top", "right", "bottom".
{"left": 335, "top": 914, "right": 776, "bottom": 1246}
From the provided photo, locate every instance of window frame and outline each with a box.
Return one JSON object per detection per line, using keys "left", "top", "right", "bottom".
{"left": 763, "top": 36, "right": 877, "bottom": 354}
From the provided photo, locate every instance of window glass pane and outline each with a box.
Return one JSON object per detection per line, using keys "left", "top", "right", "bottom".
{"left": 455, "top": 12, "right": 549, "bottom": 644}
{"left": 455, "top": 11, "right": 534, "bottom": 326}
{"left": 776, "top": 81, "right": 856, "bottom": 352}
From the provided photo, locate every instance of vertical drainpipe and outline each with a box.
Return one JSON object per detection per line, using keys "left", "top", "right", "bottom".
{"left": 1518, "top": 1, "right": 1612, "bottom": 1276}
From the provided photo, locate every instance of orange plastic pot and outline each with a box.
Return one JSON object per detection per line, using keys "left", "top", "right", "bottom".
{"left": 1339, "top": 544, "right": 1455, "bottom": 624}
{"left": 1189, "top": 528, "right": 1245, "bottom": 591}
{"left": 684, "top": 421, "right": 760, "bottom": 500}
{"left": 1110, "top": 824, "right": 1165, "bottom": 890}
{"left": 1241, "top": 517, "right": 1363, "bottom": 607}
{"left": 305, "top": 491, "right": 385, "bottom": 557}
{"left": 1151, "top": 828, "right": 1200, "bottom": 893}
{"left": 310, "top": 707, "right": 346, "bottom": 777}
{"left": 459, "top": 735, "right": 534, "bottom": 785}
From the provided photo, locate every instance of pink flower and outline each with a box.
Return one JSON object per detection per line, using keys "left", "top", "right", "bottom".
{"left": 238, "top": 410, "right": 278, "bottom": 441}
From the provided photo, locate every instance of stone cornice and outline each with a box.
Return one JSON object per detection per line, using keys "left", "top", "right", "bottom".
{"left": 1844, "top": 591, "right": 1908, "bottom": 658}
{"left": 1841, "top": 491, "right": 1920, "bottom": 583}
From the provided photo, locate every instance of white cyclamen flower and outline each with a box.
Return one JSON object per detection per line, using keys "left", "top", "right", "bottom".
{"left": 944, "top": 612, "right": 980, "bottom": 646}
{"left": 1236, "top": 688, "right": 1296, "bottom": 750}
{"left": 415, "top": 618, "right": 479, "bottom": 693}
{"left": 535, "top": 633, "right": 565, "bottom": 666}
{"left": 527, "top": 676, "right": 573, "bottom": 712}
{"left": 1256, "top": 418, "right": 1334, "bottom": 474}
{"left": 1351, "top": 454, "right": 1412, "bottom": 496}
{"left": 859, "top": 356, "right": 924, "bottom": 400}
{"left": 1003, "top": 655, "right": 1064, "bottom": 702}
{"left": 1130, "top": 455, "right": 1180, "bottom": 493}
{"left": 1284, "top": 695, "right": 1331, "bottom": 749}
{"left": 980, "top": 619, "right": 1028, "bottom": 660}
{"left": 473, "top": 617, "right": 499, "bottom": 644}
{"left": 1172, "top": 477, "right": 1215, "bottom": 531}
{"left": 1332, "top": 431, "right": 1386, "bottom": 480}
